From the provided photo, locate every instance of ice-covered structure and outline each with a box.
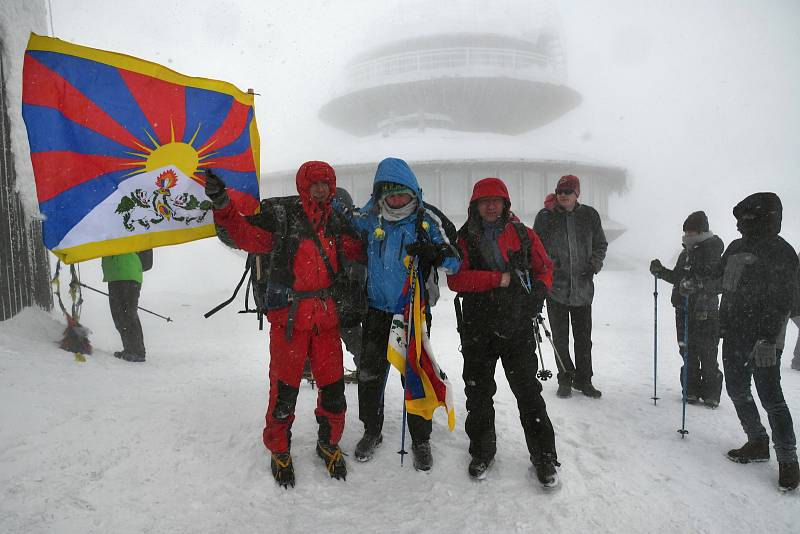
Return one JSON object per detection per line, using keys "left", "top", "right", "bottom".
{"left": 265, "top": 0, "right": 626, "bottom": 236}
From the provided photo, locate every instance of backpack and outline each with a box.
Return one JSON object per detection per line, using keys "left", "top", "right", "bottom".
{"left": 137, "top": 249, "right": 153, "bottom": 272}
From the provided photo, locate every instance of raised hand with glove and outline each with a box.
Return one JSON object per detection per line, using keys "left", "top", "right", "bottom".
{"left": 649, "top": 259, "right": 664, "bottom": 277}
{"left": 204, "top": 169, "right": 230, "bottom": 209}
{"left": 751, "top": 339, "right": 777, "bottom": 368}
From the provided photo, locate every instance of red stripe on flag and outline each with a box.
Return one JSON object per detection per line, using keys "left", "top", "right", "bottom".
{"left": 31, "top": 151, "right": 135, "bottom": 202}
{"left": 203, "top": 100, "right": 250, "bottom": 151}
{"left": 205, "top": 149, "right": 256, "bottom": 173}
{"left": 22, "top": 55, "right": 141, "bottom": 150}
{"left": 118, "top": 69, "right": 186, "bottom": 145}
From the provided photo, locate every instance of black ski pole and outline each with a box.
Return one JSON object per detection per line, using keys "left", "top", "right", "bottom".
{"left": 536, "top": 314, "right": 567, "bottom": 371}
{"left": 78, "top": 282, "right": 173, "bottom": 322}
{"left": 678, "top": 295, "right": 689, "bottom": 438}
{"left": 532, "top": 318, "right": 552, "bottom": 380}
{"left": 652, "top": 274, "right": 660, "bottom": 405}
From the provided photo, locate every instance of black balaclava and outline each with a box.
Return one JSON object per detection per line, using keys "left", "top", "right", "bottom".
{"left": 733, "top": 192, "right": 782, "bottom": 239}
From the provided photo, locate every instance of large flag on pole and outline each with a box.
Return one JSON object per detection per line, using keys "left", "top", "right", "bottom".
{"left": 386, "top": 258, "right": 456, "bottom": 431}
{"left": 22, "top": 33, "right": 260, "bottom": 264}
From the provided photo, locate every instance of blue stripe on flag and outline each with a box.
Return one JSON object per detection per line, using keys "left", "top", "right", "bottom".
{"left": 22, "top": 104, "right": 133, "bottom": 156}
{"left": 39, "top": 169, "right": 130, "bottom": 248}
{"left": 184, "top": 87, "right": 233, "bottom": 148}
{"left": 28, "top": 50, "right": 155, "bottom": 147}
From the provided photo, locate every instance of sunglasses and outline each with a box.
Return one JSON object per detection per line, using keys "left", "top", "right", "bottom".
{"left": 555, "top": 189, "right": 574, "bottom": 195}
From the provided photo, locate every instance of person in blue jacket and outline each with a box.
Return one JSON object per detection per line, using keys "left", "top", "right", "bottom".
{"left": 348, "top": 157, "right": 461, "bottom": 471}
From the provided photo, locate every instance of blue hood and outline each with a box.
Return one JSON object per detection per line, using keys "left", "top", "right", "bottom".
{"left": 371, "top": 157, "right": 423, "bottom": 202}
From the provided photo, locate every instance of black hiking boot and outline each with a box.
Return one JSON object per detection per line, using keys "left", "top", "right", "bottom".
{"left": 556, "top": 381, "right": 573, "bottom": 398}
{"left": 686, "top": 394, "right": 701, "bottom": 405}
{"left": 316, "top": 441, "right": 347, "bottom": 480}
{"left": 534, "top": 453, "right": 560, "bottom": 489}
{"left": 270, "top": 451, "right": 295, "bottom": 488}
{"left": 354, "top": 432, "right": 382, "bottom": 462}
{"left": 703, "top": 398, "right": 720, "bottom": 409}
{"left": 468, "top": 457, "right": 494, "bottom": 480}
{"left": 573, "top": 381, "right": 602, "bottom": 399}
{"left": 412, "top": 440, "right": 433, "bottom": 472}
{"left": 778, "top": 461, "right": 799, "bottom": 492}
{"left": 114, "top": 350, "right": 145, "bottom": 363}
{"left": 726, "top": 440, "right": 770, "bottom": 464}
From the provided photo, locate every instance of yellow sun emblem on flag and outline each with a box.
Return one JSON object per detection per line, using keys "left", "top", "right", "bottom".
{"left": 124, "top": 122, "right": 217, "bottom": 181}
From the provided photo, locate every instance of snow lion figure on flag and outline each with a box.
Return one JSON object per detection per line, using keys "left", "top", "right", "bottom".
{"left": 22, "top": 33, "right": 260, "bottom": 264}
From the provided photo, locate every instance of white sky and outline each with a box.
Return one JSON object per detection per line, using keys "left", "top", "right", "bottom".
{"left": 40, "top": 0, "right": 800, "bottom": 259}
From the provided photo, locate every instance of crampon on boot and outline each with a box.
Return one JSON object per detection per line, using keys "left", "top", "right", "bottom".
{"left": 271, "top": 451, "right": 295, "bottom": 489}
{"left": 317, "top": 441, "right": 347, "bottom": 480}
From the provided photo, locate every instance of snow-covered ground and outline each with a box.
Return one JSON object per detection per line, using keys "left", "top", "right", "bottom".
{"left": 1, "top": 258, "right": 798, "bottom": 533}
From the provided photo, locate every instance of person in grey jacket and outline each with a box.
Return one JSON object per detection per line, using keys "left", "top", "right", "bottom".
{"left": 650, "top": 211, "right": 724, "bottom": 407}
{"left": 533, "top": 175, "right": 608, "bottom": 399}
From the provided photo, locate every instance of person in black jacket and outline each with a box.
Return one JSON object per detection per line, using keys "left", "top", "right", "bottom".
{"left": 533, "top": 175, "right": 608, "bottom": 399}
{"left": 717, "top": 192, "right": 798, "bottom": 492}
{"left": 650, "top": 211, "right": 724, "bottom": 407}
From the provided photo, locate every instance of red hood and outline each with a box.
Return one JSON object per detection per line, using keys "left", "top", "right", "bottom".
{"left": 295, "top": 161, "right": 336, "bottom": 230}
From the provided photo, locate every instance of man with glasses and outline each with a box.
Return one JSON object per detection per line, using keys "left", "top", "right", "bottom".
{"left": 534, "top": 175, "right": 608, "bottom": 399}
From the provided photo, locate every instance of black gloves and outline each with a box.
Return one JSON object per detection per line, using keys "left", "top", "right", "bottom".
{"left": 649, "top": 259, "right": 664, "bottom": 277}
{"left": 751, "top": 339, "right": 777, "bottom": 368}
{"left": 510, "top": 272, "right": 546, "bottom": 315}
{"left": 204, "top": 169, "right": 230, "bottom": 209}
{"left": 407, "top": 241, "right": 440, "bottom": 275}
{"left": 678, "top": 278, "right": 698, "bottom": 296}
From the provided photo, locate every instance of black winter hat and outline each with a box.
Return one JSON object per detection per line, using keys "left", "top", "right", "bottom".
{"left": 733, "top": 192, "right": 782, "bottom": 237}
{"left": 683, "top": 211, "right": 709, "bottom": 233}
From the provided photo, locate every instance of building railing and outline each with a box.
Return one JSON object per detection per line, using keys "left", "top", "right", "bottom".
{"left": 341, "top": 47, "right": 564, "bottom": 91}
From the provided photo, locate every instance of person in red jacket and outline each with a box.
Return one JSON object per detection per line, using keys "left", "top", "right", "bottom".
{"left": 205, "top": 161, "right": 363, "bottom": 489}
{"left": 447, "top": 177, "right": 560, "bottom": 487}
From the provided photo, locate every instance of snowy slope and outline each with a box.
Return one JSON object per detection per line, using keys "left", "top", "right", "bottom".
{"left": 1, "top": 267, "right": 798, "bottom": 534}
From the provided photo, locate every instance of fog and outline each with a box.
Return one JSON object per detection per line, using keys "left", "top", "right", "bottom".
{"left": 49, "top": 0, "right": 800, "bottom": 267}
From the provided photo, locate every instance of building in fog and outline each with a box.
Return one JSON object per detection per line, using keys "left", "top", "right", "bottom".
{"left": 265, "top": 1, "right": 627, "bottom": 238}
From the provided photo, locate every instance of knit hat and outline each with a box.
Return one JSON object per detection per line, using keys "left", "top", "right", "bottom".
{"left": 470, "top": 177, "right": 510, "bottom": 203}
{"left": 682, "top": 211, "right": 709, "bottom": 233}
{"left": 556, "top": 175, "right": 580, "bottom": 197}
{"left": 381, "top": 182, "right": 415, "bottom": 199}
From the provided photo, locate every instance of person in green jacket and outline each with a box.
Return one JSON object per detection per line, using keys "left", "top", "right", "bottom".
{"left": 102, "top": 251, "right": 150, "bottom": 362}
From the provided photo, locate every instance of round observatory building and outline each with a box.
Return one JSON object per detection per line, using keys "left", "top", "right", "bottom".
{"left": 266, "top": 1, "right": 627, "bottom": 239}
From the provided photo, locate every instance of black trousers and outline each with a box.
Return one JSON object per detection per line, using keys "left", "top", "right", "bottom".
{"left": 461, "top": 322, "right": 557, "bottom": 464}
{"left": 723, "top": 336, "right": 797, "bottom": 463}
{"left": 547, "top": 299, "right": 593, "bottom": 385}
{"left": 108, "top": 280, "right": 145, "bottom": 357}
{"left": 358, "top": 308, "right": 431, "bottom": 442}
{"left": 675, "top": 308, "right": 723, "bottom": 401}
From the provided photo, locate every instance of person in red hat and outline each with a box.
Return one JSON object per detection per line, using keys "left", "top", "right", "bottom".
{"left": 534, "top": 174, "right": 608, "bottom": 399}
{"left": 448, "top": 177, "right": 560, "bottom": 487}
{"left": 204, "top": 161, "right": 364, "bottom": 489}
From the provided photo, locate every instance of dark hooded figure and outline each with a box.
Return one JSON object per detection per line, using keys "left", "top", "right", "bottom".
{"left": 650, "top": 211, "right": 725, "bottom": 407}
{"left": 718, "top": 192, "right": 798, "bottom": 492}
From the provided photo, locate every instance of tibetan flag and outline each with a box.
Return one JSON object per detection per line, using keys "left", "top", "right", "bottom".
{"left": 386, "top": 258, "right": 455, "bottom": 430}
{"left": 22, "top": 33, "right": 260, "bottom": 264}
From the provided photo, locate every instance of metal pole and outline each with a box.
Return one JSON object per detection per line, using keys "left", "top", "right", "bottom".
{"left": 78, "top": 282, "right": 172, "bottom": 322}
{"left": 678, "top": 295, "right": 689, "bottom": 438}
{"left": 652, "top": 275, "right": 660, "bottom": 405}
